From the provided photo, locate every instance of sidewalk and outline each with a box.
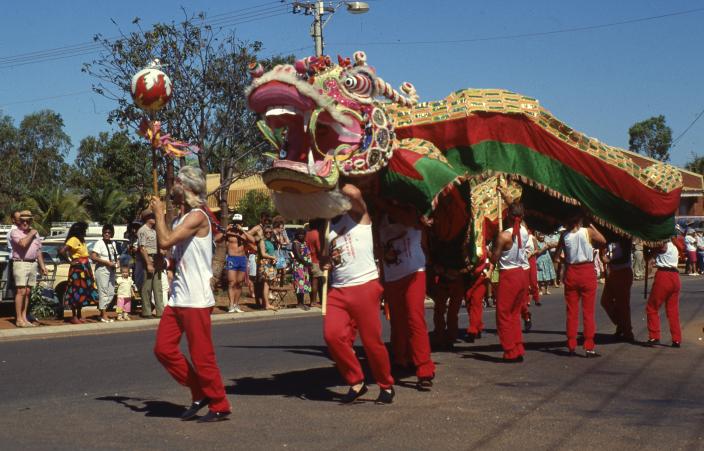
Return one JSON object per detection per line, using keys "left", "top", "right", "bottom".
{"left": 0, "top": 291, "right": 317, "bottom": 339}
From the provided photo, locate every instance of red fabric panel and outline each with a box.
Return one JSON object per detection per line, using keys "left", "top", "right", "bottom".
{"left": 396, "top": 114, "right": 680, "bottom": 217}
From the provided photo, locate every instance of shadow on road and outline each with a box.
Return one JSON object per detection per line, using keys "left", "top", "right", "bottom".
{"left": 96, "top": 396, "right": 184, "bottom": 418}
{"left": 227, "top": 366, "right": 342, "bottom": 402}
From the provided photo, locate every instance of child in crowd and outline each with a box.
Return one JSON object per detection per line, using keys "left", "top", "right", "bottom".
{"left": 115, "top": 266, "right": 135, "bottom": 321}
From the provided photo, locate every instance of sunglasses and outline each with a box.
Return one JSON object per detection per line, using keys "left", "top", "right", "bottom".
{"left": 19, "top": 219, "right": 32, "bottom": 224}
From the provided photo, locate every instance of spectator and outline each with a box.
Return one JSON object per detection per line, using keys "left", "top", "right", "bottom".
{"left": 256, "top": 226, "right": 278, "bottom": 310}
{"left": 248, "top": 211, "right": 272, "bottom": 243}
{"left": 305, "top": 219, "right": 324, "bottom": 306}
{"left": 9, "top": 210, "right": 47, "bottom": 327}
{"left": 90, "top": 224, "right": 118, "bottom": 323}
{"left": 272, "top": 215, "right": 290, "bottom": 286}
{"left": 247, "top": 248, "right": 257, "bottom": 298}
{"left": 696, "top": 230, "right": 704, "bottom": 275}
{"left": 684, "top": 228, "right": 697, "bottom": 275}
{"left": 126, "top": 221, "right": 144, "bottom": 287}
{"left": 535, "top": 232, "right": 556, "bottom": 295}
{"left": 632, "top": 241, "right": 645, "bottom": 281}
{"left": 61, "top": 221, "right": 99, "bottom": 324}
{"left": 138, "top": 209, "right": 164, "bottom": 317}
{"left": 114, "top": 265, "right": 135, "bottom": 321}
{"left": 291, "top": 228, "right": 312, "bottom": 310}
{"left": 225, "top": 213, "right": 255, "bottom": 313}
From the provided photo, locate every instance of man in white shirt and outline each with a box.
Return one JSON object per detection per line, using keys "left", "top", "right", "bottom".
{"left": 151, "top": 166, "right": 230, "bottom": 423}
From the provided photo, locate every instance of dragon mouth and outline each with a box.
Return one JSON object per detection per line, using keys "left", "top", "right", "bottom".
{"left": 248, "top": 81, "right": 363, "bottom": 184}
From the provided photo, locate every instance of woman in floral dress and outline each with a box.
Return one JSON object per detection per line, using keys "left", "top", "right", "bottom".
{"left": 61, "top": 222, "right": 99, "bottom": 324}
{"left": 291, "top": 229, "right": 312, "bottom": 310}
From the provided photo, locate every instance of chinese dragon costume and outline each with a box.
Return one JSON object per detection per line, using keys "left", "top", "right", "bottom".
{"left": 246, "top": 51, "right": 682, "bottom": 265}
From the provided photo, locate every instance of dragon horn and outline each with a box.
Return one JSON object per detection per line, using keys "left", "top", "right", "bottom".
{"left": 374, "top": 76, "right": 419, "bottom": 107}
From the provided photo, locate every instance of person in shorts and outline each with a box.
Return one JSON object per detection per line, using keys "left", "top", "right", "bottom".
{"left": 9, "top": 210, "right": 48, "bottom": 327}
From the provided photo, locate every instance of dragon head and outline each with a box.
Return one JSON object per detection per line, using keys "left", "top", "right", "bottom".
{"left": 246, "top": 51, "right": 418, "bottom": 218}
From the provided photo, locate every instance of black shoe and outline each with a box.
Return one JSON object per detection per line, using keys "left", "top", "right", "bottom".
{"left": 567, "top": 349, "right": 577, "bottom": 357}
{"left": 535, "top": 302, "right": 542, "bottom": 307}
{"left": 416, "top": 378, "right": 434, "bottom": 392}
{"left": 585, "top": 350, "right": 601, "bottom": 358}
{"left": 340, "top": 383, "right": 368, "bottom": 404}
{"left": 524, "top": 318, "right": 532, "bottom": 333}
{"left": 181, "top": 398, "right": 211, "bottom": 421}
{"left": 672, "top": 341, "right": 681, "bottom": 348}
{"left": 375, "top": 387, "right": 395, "bottom": 404}
{"left": 297, "top": 303, "right": 310, "bottom": 311}
{"left": 646, "top": 338, "right": 660, "bottom": 346}
{"left": 503, "top": 355, "right": 524, "bottom": 363}
{"left": 476, "top": 331, "right": 482, "bottom": 339}
{"left": 464, "top": 332, "right": 476, "bottom": 343}
{"left": 196, "top": 410, "right": 230, "bottom": 423}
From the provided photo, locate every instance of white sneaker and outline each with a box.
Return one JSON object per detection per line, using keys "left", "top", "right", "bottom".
{"left": 233, "top": 306, "right": 244, "bottom": 313}
{"left": 124, "top": 314, "right": 131, "bottom": 321}
{"left": 228, "top": 307, "right": 236, "bottom": 313}
{"left": 117, "top": 314, "right": 125, "bottom": 321}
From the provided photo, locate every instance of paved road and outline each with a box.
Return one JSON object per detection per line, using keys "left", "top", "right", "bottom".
{"left": 1, "top": 277, "right": 703, "bottom": 450}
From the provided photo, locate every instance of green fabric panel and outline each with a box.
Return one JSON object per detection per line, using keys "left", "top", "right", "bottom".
{"left": 381, "top": 153, "right": 465, "bottom": 216}
{"left": 445, "top": 142, "right": 674, "bottom": 241}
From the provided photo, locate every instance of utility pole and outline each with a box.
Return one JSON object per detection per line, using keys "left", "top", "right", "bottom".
{"left": 291, "top": 1, "right": 369, "bottom": 57}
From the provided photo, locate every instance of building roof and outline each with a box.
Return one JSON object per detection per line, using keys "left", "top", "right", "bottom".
{"left": 205, "top": 173, "right": 271, "bottom": 211}
{"left": 617, "top": 148, "right": 704, "bottom": 192}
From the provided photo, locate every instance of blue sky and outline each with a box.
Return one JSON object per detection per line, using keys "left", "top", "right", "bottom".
{"left": 1, "top": 0, "right": 703, "bottom": 168}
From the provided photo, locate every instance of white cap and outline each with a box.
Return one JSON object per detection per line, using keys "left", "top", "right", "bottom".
{"left": 232, "top": 213, "right": 243, "bottom": 222}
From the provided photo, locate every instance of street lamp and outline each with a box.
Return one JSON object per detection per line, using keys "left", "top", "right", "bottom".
{"left": 291, "top": 1, "right": 370, "bottom": 56}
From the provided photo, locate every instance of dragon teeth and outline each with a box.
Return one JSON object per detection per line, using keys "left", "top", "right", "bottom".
{"left": 307, "top": 149, "right": 316, "bottom": 175}
{"left": 265, "top": 105, "right": 299, "bottom": 117}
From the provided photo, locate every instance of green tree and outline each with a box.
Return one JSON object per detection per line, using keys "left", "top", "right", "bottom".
{"left": 18, "top": 110, "right": 72, "bottom": 187}
{"left": 72, "top": 131, "right": 153, "bottom": 220}
{"left": 0, "top": 113, "right": 22, "bottom": 219}
{"left": 236, "top": 190, "right": 276, "bottom": 228}
{"left": 82, "top": 186, "right": 134, "bottom": 225}
{"left": 26, "top": 187, "right": 89, "bottom": 235}
{"left": 685, "top": 154, "right": 704, "bottom": 175}
{"left": 82, "top": 12, "right": 289, "bottom": 224}
{"left": 628, "top": 115, "right": 673, "bottom": 161}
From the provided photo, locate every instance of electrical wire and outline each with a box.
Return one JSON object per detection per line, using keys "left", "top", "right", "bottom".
{"left": 0, "top": 1, "right": 292, "bottom": 69}
{"left": 0, "top": 90, "right": 93, "bottom": 108}
{"left": 329, "top": 7, "right": 704, "bottom": 47}
{"left": 672, "top": 107, "right": 704, "bottom": 147}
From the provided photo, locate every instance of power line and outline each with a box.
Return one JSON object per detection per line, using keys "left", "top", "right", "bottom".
{"left": 0, "top": 90, "right": 93, "bottom": 108}
{"left": 0, "top": 1, "right": 292, "bottom": 69}
{"left": 329, "top": 7, "right": 704, "bottom": 47}
{"left": 672, "top": 107, "right": 704, "bottom": 147}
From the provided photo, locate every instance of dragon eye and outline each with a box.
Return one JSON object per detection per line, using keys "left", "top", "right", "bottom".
{"left": 343, "top": 72, "right": 373, "bottom": 97}
{"left": 344, "top": 76, "right": 357, "bottom": 89}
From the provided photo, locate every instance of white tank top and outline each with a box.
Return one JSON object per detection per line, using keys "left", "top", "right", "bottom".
{"left": 563, "top": 227, "right": 594, "bottom": 264}
{"left": 499, "top": 225, "right": 529, "bottom": 270}
{"left": 379, "top": 215, "right": 425, "bottom": 282}
{"left": 328, "top": 214, "right": 378, "bottom": 288}
{"left": 168, "top": 209, "right": 215, "bottom": 308}
{"left": 655, "top": 242, "right": 679, "bottom": 269}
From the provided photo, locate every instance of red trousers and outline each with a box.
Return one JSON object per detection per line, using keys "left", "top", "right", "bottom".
{"left": 564, "top": 263, "right": 597, "bottom": 351}
{"left": 528, "top": 257, "right": 540, "bottom": 303}
{"left": 496, "top": 268, "right": 528, "bottom": 359}
{"left": 324, "top": 279, "right": 394, "bottom": 389}
{"left": 154, "top": 306, "right": 230, "bottom": 413}
{"left": 600, "top": 267, "right": 633, "bottom": 336}
{"left": 465, "top": 276, "right": 487, "bottom": 335}
{"left": 431, "top": 277, "right": 465, "bottom": 343}
{"left": 385, "top": 271, "right": 435, "bottom": 379}
{"left": 521, "top": 268, "right": 532, "bottom": 321}
{"left": 646, "top": 270, "right": 681, "bottom": 342}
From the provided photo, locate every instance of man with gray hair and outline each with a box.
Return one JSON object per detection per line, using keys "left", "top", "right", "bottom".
{"left": 151, "top": 166, "right": 231, "bottom": 423}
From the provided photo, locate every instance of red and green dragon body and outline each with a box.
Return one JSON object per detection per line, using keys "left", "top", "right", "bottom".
{"left": 246, "top": 51, "right": 681, "bottom": 264}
